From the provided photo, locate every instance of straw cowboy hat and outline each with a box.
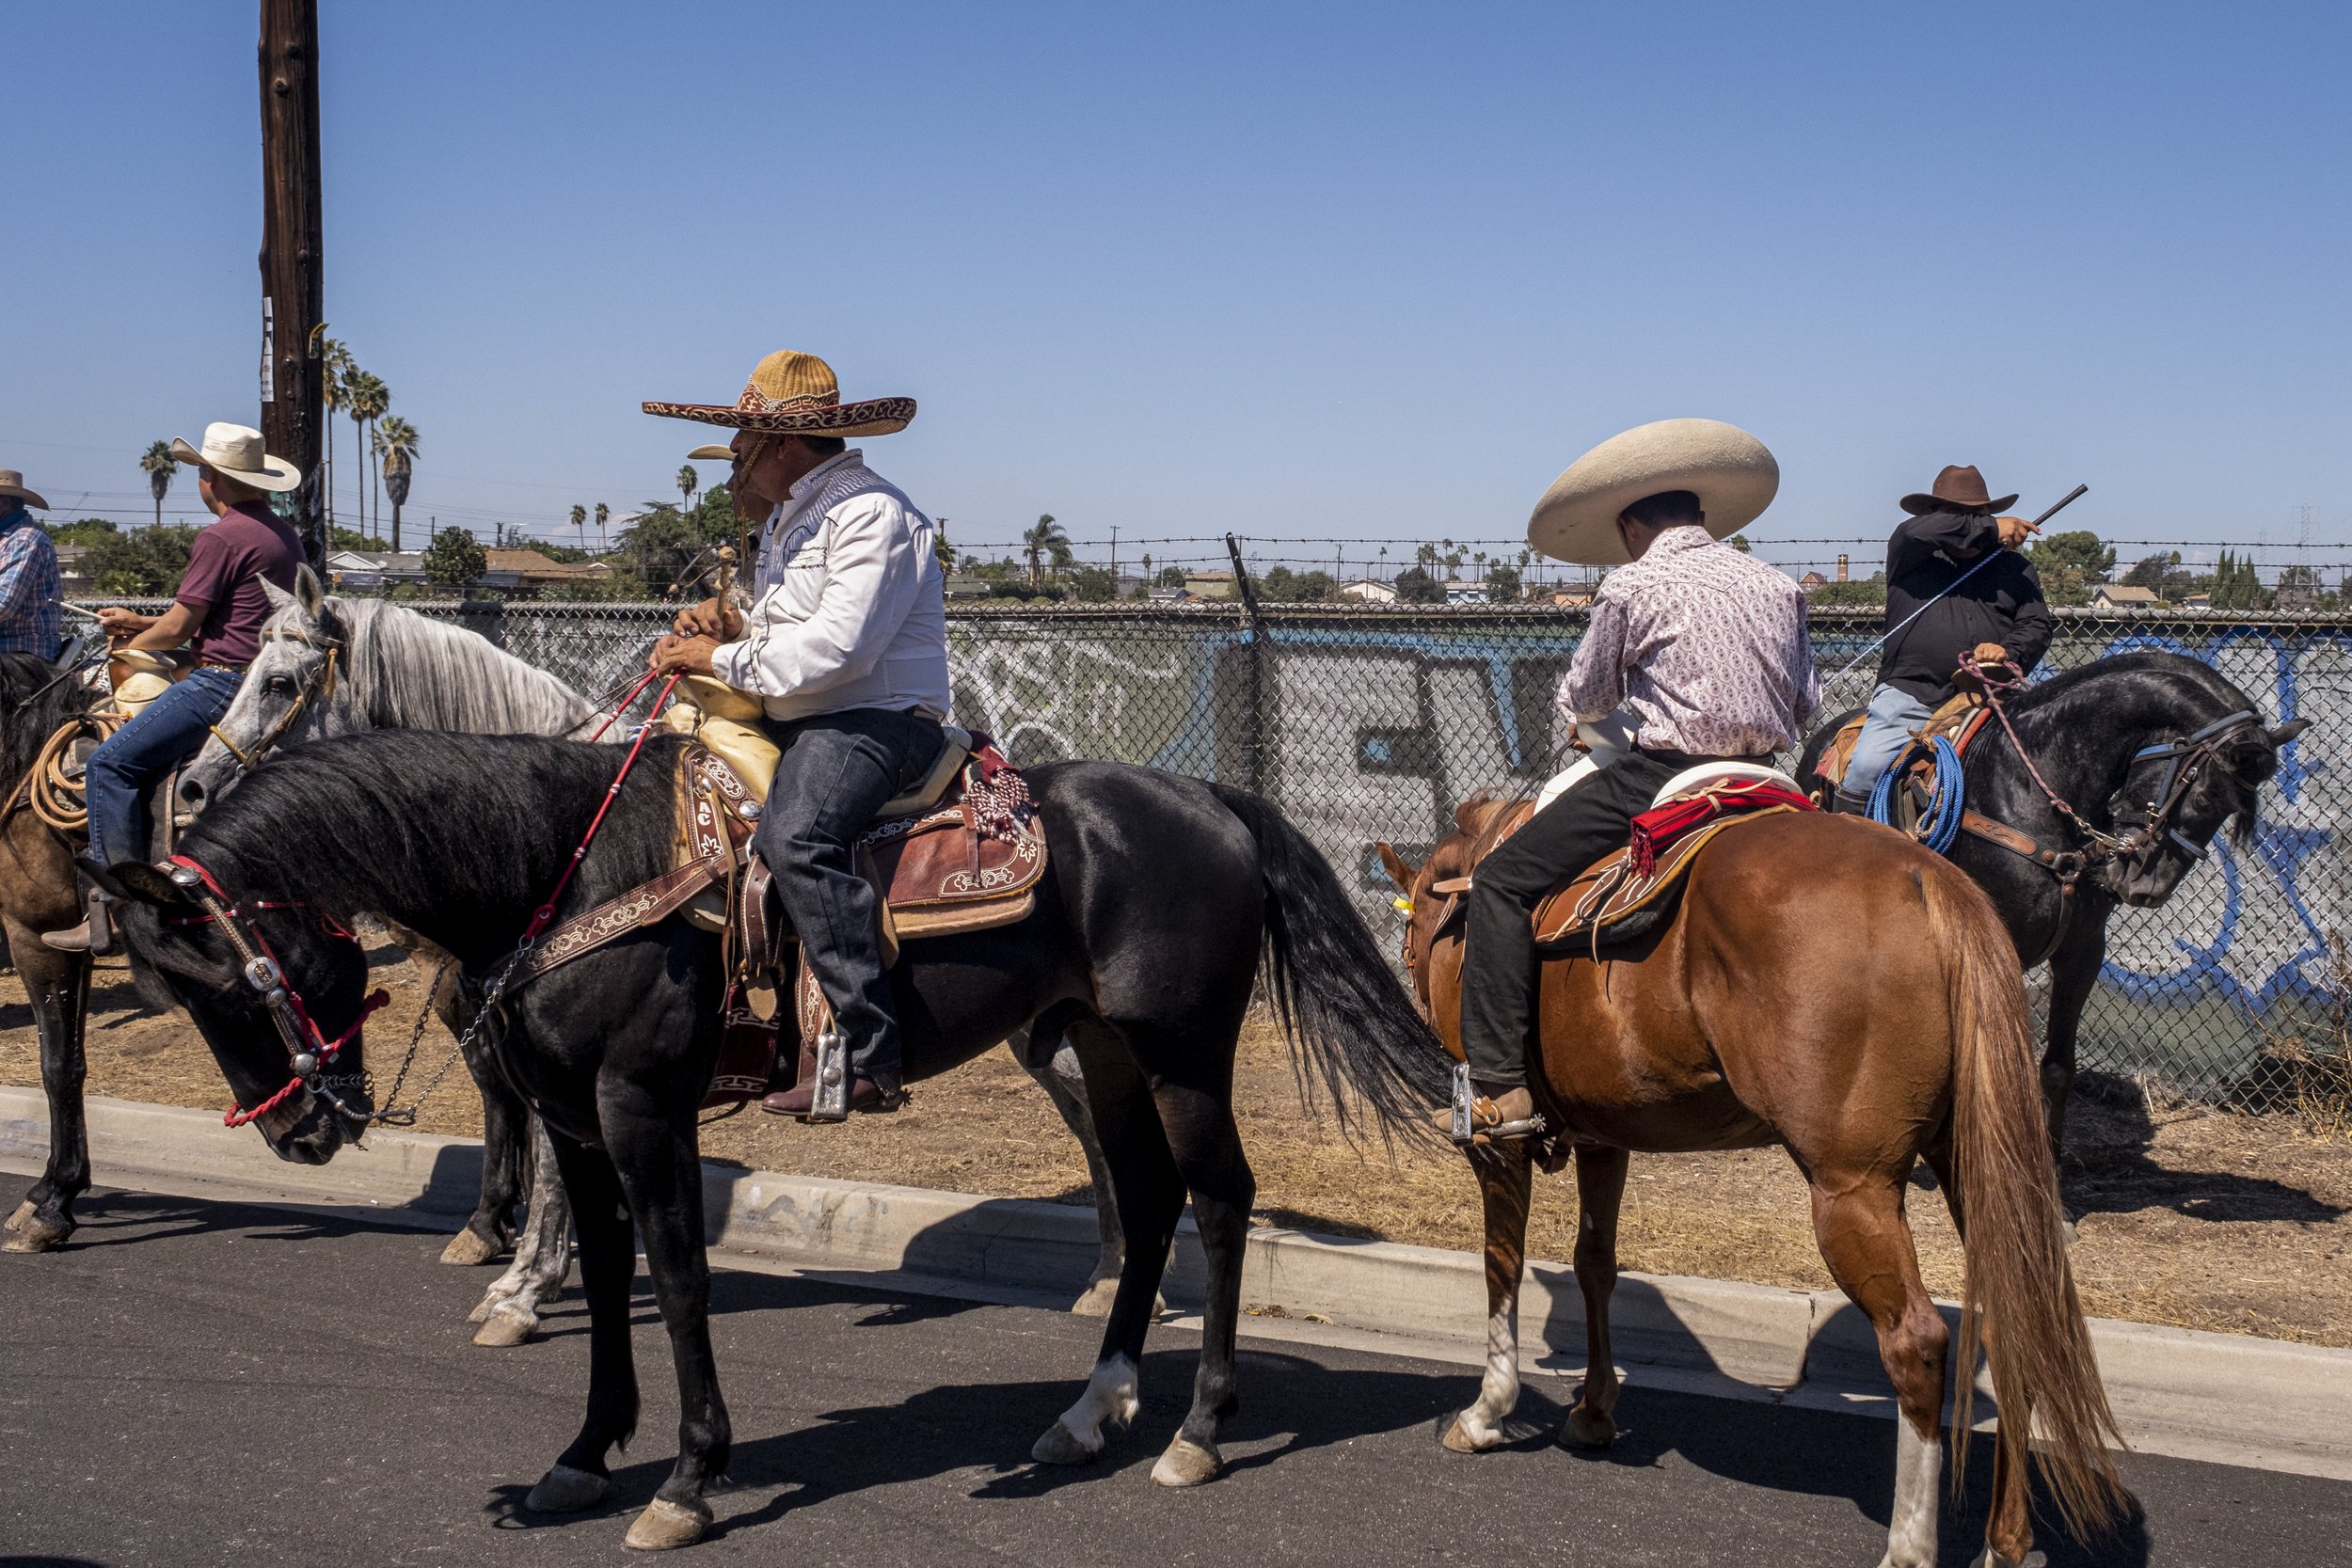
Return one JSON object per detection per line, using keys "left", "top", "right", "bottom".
{"left": 644, "top": 350, "right": 914, "bottom": 437}
{"left": 1528, "top": 418, "right": 1780, "bottom": 566}
{"left": 0, "top": 470, "right": 49, "bottom": 510}
{"left": 169, "top": 421, "right": 304, "bottom": 492}
{"left": 1900, "top": 464, "right": 2017, "bottom": 516}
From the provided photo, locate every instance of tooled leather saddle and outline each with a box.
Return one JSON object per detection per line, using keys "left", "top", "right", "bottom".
{"left": 509, "top": 680, "right": 1046, "bottom": 1109}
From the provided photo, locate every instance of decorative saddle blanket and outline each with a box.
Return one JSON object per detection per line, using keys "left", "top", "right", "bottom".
{"left": 1529, "top": 778, "right": 1816, "bottom": 953}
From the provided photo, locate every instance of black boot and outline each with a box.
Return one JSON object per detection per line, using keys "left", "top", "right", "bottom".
{"left": 43, "top": 877, "right": 116, "bottom": 956}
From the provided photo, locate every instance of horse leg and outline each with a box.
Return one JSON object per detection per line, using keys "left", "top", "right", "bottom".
{"left": 1010, "top": 1021, "right": 1139, "bottom": 1317}
{"left": 1030, "top": 1028, "right": 1184, "bottom": 1471}
{"left": 1922, "top": 1136, "right": 2036, "bottom": 1568}
{"left": 439, "top": 963, "right": 521, "bottom": 1266}
{"left": 1811, "top": 1176, "right": 1950, "bottom": 1568}
{"left": 1561, "top": 1144, "right": 1629, "bottom": 1448}
{"left": 524, "top": 1130, "right": 640, "bottom": 1522}
{"left": 470, "top": 1113, "right": 574, "bottom": 1348}
{"left": 1442, "top": 1145, "right": 1534, "bottom": 1453}
{"left": 4, "top": 935, "right": 92, "bottom": 1254}
{"left": 2042, "top": 921, "right": 2106, "bottom": 1163}
{"left": 600, "top": 1098, "right": 730, "bottom": 1551}
{"left": 1141, "top": 1069, "right": 1257, "bottom": 1488}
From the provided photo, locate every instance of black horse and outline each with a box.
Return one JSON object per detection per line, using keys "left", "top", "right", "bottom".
{"left": 103, "top": 728, "right": 1446, "bottom": 1550}
{"left": 1802, "top": 650, "right": 2305, "bottom": 1152}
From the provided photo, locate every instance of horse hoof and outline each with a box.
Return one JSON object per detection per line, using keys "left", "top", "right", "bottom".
{"left": 525, "top": 1464, "right": 609, "bottom": 1513}
{"left": 1441, "top": 1417, "right": 1496, "bottom": 1454}
{"left": 470, "top": 1306, "right": 537, "bottom": 1348}
{"left": 5, "top": 1198, "right": 35, "bottom": 1233}
{"left": 3, "top": 1216, "right": 71, "bottom": 1254}
{"left": 1029, "top": 1418, "right": 1101, "bottom": 1466}
{"left": 1150, "top": 1437, "right": 1222, "bottom": 1488}
{"left": 1560, "top": 1407, "right": 1618, "bottom": 1449}
{"left": 439, "top": 1228, "right": 505, "bottom": 1266}
{"left": 1069, "top": 1276, "right": 1120, "bottom": 1318}
{"left": 624, "top": 1498, "right": 710, "bottom": 1551}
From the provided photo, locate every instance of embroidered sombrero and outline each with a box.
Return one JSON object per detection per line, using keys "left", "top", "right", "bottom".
{"left": 1528, "top": 418, "right": 1779, "bottom": 566}
{"left": 643, "top": 350, "right": 914, "bottom": 436}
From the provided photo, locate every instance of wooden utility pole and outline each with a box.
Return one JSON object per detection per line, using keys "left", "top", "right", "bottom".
{"left": 258, "top": 0, "right": 326, "bottom": 570}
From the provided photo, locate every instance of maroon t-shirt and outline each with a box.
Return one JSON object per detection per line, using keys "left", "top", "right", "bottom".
{"left": 176, "top": 500, "right": 304, "bottom": 665}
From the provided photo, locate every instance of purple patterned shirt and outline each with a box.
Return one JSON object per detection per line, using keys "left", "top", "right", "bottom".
{"left": 1560, "top": 525, "right": 1821, "bottom": 757}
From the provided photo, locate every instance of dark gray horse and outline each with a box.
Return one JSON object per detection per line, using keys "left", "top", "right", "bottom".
{"left": 108, "top": 729, "right": 1443, "bottom": 1548}
{"left": 179, "top": 573, "right": 1149, "bottom": 1338}
{"left": 1803, "top": 650, "right": 2305, "bottom": 1152}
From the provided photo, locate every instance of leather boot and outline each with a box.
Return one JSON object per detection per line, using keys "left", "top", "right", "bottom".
{"left": 43, "top": 879, "right": 116, "bottom": 957}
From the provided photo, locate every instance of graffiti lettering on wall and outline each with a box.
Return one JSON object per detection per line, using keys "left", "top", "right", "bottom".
{"left": 946, "top": 615, "right": 2346, "bottom": 1085}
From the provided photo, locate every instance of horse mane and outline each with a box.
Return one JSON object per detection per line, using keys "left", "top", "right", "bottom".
{"left": 0, "top": 653, "right": 99, "bottom": 797}
{"left": 181, "top": 729, "right": 678, "bottom": 936}
{"left": 316, "top": 597, "right": 601, "bottom": 737}
{"left": 2006, "top": 648, "right": 2246, "bottom": 716}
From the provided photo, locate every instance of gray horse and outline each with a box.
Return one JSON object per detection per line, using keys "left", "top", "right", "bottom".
{"left": 180, "top": 568, "right": 1132, "bottom": 1342}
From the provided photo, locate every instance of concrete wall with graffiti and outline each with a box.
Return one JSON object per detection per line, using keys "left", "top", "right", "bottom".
{"left": 946, "top": 608, "right": 2347, "bottom": 1091}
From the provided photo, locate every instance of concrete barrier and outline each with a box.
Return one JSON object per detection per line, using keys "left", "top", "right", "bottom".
{"left": 5, "top": 1085, "right": 2347, "bottom": 1480}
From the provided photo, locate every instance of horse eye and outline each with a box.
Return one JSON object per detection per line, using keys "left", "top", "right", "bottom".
{"left": 267, "top": 675, "right": 296, "bottom": 697}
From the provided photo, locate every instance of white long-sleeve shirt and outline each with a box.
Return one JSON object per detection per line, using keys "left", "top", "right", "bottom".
{"left": 709, "top": 450, "right": 954, "bottom": 723}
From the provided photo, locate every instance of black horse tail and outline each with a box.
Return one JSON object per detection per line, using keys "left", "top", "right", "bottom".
{"left": 1209, "top": 783, "right": 1453, "bottom": 1137}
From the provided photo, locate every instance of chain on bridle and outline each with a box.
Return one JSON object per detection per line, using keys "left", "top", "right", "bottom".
{"left": 205, "top": 629, "right": 342, "bottom": 777}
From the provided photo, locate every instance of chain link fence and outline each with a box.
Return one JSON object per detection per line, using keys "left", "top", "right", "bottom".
{"left": 73, "top": 594, "right": 2348, "bottom": 1095}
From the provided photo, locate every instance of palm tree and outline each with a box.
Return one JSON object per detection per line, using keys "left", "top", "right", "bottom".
{"left": 594, "top": 502, "right": 610, "bottom": 552}
{"left": 677, "top": 465, "right": 698, "bottom": 516}
{"left": 1022, "top": 514, "right": 1069, "bottom": 590}
{"left": 318, "top": 337, "right": 351, "bottom": 528}
{"left": 374, "top": 416, "right": 421, "bottom": 551}
{"left": 932, "top": 516, "right": 955, "bottom": 574}
{"left": 342, "top": 369, "right": 389, "bottom": 536}
{"left": 139, "top": 440, "right": 175, "bottom": 529}
{"left": 570, "top": 504, "right": 588, "bottom": 553}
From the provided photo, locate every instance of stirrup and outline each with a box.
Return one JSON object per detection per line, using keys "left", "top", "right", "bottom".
{"left": 1448, "top": 1063, "right": 1547, "bottom": 1148}
{"left": 805, "top": 1026, "right": 851, "bottom": 1122}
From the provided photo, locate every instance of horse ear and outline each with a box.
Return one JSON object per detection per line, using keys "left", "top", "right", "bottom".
{"left": 1375, "top": 841, "right": 1417, "bottom": 892}
{"left": 1452, "top": 799, "right": 1490, "bottom": 836}
{"left": 294, "top": 562, "right": 326, "bottom": 619}
{"left": 260, "top": 576, "right": 297, "bottom": 615}
{"left": 2269, "top": 718, "right": 2310, "bottom": 748}
{"left": 315, "top": 591, "right": 350, "bottom": 646}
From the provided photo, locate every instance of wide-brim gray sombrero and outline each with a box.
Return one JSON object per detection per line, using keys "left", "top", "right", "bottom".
{"left": 1528, "top": 418, "right": 1779, "bottom": 566}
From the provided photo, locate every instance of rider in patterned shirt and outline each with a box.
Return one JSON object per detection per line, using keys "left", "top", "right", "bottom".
{"left": 1450, "top": 489, "right": 1820, "bottom": 1141}
{"left": 0, "top": 470, "right": 63, "bottom": 658}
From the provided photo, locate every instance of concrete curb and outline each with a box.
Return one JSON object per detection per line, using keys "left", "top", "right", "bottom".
{"left": 7, "top": 1086, "right": 2348, "bottom": 1480}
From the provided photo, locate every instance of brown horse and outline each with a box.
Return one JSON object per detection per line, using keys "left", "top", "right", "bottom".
{"left": 1378, "top": 801, "right": 2125, "bottom": 1568}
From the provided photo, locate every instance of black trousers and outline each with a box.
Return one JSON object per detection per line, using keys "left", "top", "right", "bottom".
{"left": 1460, "top": 750, "right": 1728, "bottom": 1090}
{"left": 754, "top": 706, "right": 946, "bottom": 1085}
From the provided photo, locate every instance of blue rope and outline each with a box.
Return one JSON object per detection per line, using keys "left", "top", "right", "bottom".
{"left": 1867, "top": 733, "right": 1966, "bottom": 854}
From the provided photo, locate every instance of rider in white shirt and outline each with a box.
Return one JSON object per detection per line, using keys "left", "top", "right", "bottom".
{"left": 647, "top": 352, "right": 946, "bottom": 1118}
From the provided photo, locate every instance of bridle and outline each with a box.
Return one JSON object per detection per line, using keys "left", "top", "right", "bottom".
{"left": 206, "top": 628, "right": 342, "bottom": 776}
{"left": 1974, "top": 657, "right": 2260, "bottom": 875}
{"left": 165, "top": 853, "right": 388, "bottom": 1128}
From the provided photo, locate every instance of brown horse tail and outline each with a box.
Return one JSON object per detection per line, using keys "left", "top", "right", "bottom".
{"left": 1923, "top": 863, "right": 2126, "bottom": 1534}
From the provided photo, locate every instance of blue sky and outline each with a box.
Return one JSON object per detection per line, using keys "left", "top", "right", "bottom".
{"left": 4, "top": 2, "right": 2346, "bottom": 577}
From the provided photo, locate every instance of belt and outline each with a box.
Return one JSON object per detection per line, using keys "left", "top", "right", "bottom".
{"left": 198, "top": 659, "right": 249, "bottom": 673}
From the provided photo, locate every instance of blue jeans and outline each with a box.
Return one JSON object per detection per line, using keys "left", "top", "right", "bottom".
{"left": 86, "top": 663, "right": 244, "bottom": 869}
{"left": 1843, "top": 683, "right": 1935, "bottom": 802}
{"left": 752, "top": 705, "right": 946, "bottom": 1085}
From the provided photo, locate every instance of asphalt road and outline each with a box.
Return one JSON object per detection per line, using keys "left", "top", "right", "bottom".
{"left": 2, "top": 1177, "right": 2344, "bottom": 1568}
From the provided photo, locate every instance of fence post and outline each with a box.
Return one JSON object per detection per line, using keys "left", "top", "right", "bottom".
{"left": 1225, "top": 533, "right": 1266, "bottom": 793}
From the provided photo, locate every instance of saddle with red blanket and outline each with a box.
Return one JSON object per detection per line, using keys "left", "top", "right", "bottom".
{"left": 1530, "top": 774, "right": 1815, "bottom": 954}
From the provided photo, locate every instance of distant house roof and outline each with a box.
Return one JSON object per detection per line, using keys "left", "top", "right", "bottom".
{"left": 1798, "top": 571, "right": 1828, "bottom": 590}
{"left": 2090, "top": 584, "right": 2161, "bottom": 608}
{"left": 483, "top": 548, "right": 610, "bottom": 583}
{"left": 1184, "top": 569, "right": 1237, "bottom": 599}
{"left": 942, "top": 572, "right": 993, "bottom": 598}
{"left": 1443, "top": 579, "right": 1489, "bottom": 604}
{"left": 1547, "top": 588, "right": 1595, "bottom": 608}
{"left": 1336, "top": 578, "right": 1398, "bottom": 603}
